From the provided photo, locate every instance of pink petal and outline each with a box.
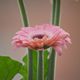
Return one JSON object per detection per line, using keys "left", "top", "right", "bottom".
{"left": 53, "top": 46, "right": 62, "bottom": 56}
{"left": 12, "top": 24, "right": 71, "bottom": 55}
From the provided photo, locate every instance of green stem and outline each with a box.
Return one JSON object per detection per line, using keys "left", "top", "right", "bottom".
{"left": 52, "top": 0, "right": 56, "bottom": 24}
{"left": 47, "top": 0, "right": 60, "bottom": 80}
{"left": 17, "top": 0, "right": 28, "bottom": 26}
{"left": 17, "top": 0, "right": 33, "bottom": 80}
{"left": 37, "top": 50, "right": 44, "bottom": 80}
{"left": 47, "top": 49, "right": 56, "bottom": 80}
{"left": 28, "top": 49, "right": 33, "bottom": 80}
{"left": 54, "top": 0, "right": 60, "bottom": 25}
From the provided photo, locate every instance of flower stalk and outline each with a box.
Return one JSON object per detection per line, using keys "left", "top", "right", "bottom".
{"left": 37, "top": 50, "right": 44, "bottom": 80}
{"left": 16, "top": 1, "right": 69, "bottom": 80}
{"left": 53, "top": 0, "right": 60, "bottom": 25}
{"left": 17, "top": 0, "right": 33, "bottom": 80}
{"left": 17, "top": 0, "right": 28, "bottom": 26}
{"left": 47, "top": 0, "right": 60, "bottom": 80}
{"left": 28, "top": 49, "right": 33, "bottom": 80}
{"left": 47, "top": 49, "right": 56, "bottom": 80}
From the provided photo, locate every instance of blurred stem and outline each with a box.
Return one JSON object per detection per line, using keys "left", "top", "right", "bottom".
{"left": 47, "top": 49, "right": 56, "bottom": 80}
{"left": 17, "top": 0, "right": 28, "bottom": 26}
{"left": 54, "top": 0, "right": 60, "bottom": 25}
{"left": 28, "top": 49, "right": 33, "bottom": 80}
{"left": 17, "top": 0, "right": 33, "bottom": 80}
{"left": 52, "top": 0, "right": 56, "bottom": 24}
{"left": 47, "top": 0, "right": 60, "bottom": 80}
{"left": 37, "top": 50, "right": 44, "bottom": 80}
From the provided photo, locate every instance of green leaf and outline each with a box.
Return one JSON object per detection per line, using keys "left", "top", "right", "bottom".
{"left": 0, "top": 56, "right": 21, "bottom": 80}
{"left": 19, "top": 54, "right": 28, "bottom": 80}
{"left": 19, "top": 50, "right": 37, "bottom": 80}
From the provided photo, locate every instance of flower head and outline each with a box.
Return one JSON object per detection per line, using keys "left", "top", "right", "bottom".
{"left": 12, "top": 24, "right": 71, "bottom": 55}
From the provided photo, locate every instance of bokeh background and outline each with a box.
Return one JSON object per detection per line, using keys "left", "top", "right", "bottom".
{"left": 0, "top": 0, "right": 80, "bottom": 80}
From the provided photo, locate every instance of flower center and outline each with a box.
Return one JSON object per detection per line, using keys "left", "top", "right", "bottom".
{"left": 33, "top": 34, "right": 45, "bottom": 39}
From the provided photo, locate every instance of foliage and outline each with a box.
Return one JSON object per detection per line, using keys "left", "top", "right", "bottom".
{"left": 0, "top": 50, "right": 49, "bottom": 80}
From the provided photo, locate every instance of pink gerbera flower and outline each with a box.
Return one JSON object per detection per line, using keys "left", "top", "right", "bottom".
{"left": 12, "top": 24, "right": 71, "bottom": 55}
